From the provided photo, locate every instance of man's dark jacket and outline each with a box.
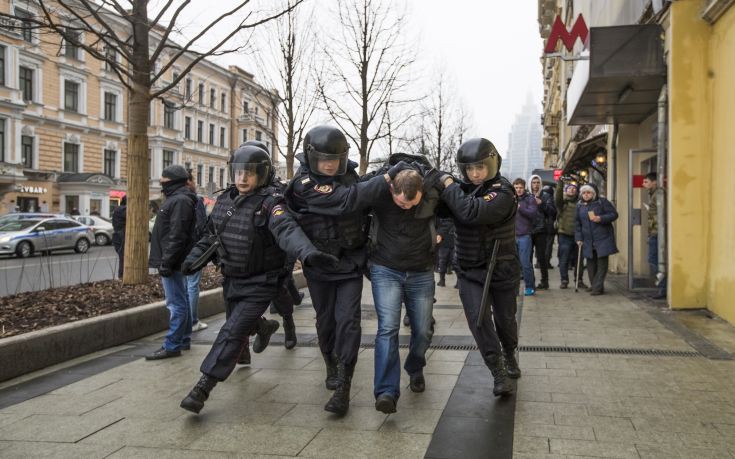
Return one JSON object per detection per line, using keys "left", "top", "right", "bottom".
{"left": 149, "top": 183, "right": 197, "bottom": 271}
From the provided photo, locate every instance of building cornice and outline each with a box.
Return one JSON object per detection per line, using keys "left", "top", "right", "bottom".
{"left": 701, "top": 0, "right": 735, "bottom": 23}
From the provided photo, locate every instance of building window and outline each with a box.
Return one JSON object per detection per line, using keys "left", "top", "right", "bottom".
{"left": 242, "top": 128, "right": 247, "bottom": 142}
{"left": 221, "top": 93, "right": 226, "bottom": 112}
{"left": 163, "top": 101, "right": 175, "bottom": 129}
{"left": 0, "top": 46, "right": 5, "bottom": 86}
{"left": 197, "top": 120, "right": 203, "bottom": 142}
{"left": 64, "top": 80, "right": 79, "bottom": 112}
{"left": 162, "top": 149, "right": 174, "bottom": 169}
{"left": 0, "top": 119, "right": 4, "bottom": 162}
{"left": 243, "top": 100, "right": 249, "bottom": 113}
{"left": 210, "top": 88, "right": 216, "bottom": 109}
{"left": 209, "top": 123, "right": 214, "bottom": 145}
{"left": 196, "top": 164, "right": 203, "bottom": 185}
{"left": 104, "top": 47, "right": 116, "bottom": 71}
{"left": 208, "top": 166, "right": 214, "bottom": 185}
{"left": 219, "top": 168, "right": 224, "bottom": 187}
{"left": 21, "top": 135, "right": 33, "bottom": 168}
{"left": 184, "top": 116, "right": 191, "bottom": 139}
{"left": 15, "top": 9, "right": 33, "bottom": 43}
{"left": 104, "top": 149, "right": 116, "bottom": 177}
{"left": 172, "top": 71, "right": 179, "bottom": 87}
{"left": 64, "top": 28, "right": 81, "bottom": 60}
{"left": 255, "top": 130, "right": 262, "bottom": 141}
{"left": 184, "top": 161, "right": 191, "bottom": 172}
{"left": 185, "top": 78, "right": 192, "bottom": 100}
{"left": 220, "top": 127, "right": 226, "bottom": 147}
{"left": 19, "top": 66, "right": 33, "bottom": 101}
{"left": 198, "top": 83, "right": 204, "bottom": 105}
{"left": 104, "top": 92, "right": 117, "bottom": 121}
{"left": 64, "top": 142, "right": 79, "bottom": 172}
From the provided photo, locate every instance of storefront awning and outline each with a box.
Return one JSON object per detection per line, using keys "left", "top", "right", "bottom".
{"left": 567, "top": 24, "right": 666, "bottom": 126}
{"left": 563, "top": 133, "right": 608, "bottom": 174}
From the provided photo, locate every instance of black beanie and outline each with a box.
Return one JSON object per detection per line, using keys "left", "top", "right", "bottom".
{"left": 162, "top": 165, "right": 189, "bottom": 182}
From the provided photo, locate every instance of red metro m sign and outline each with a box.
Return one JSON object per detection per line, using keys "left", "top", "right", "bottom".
{"left": 544, "top": 14, "right": 589, "bottom": 53}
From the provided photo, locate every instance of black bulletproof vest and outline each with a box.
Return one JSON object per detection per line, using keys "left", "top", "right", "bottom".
{"left": 454, "top": 176, "right": 518, "bottom": 269}
{"left": 288, "top": 170, "right": 367, "bottom": 257}
{"left": 210, "top": 186, "right": 285, "bottom": 278}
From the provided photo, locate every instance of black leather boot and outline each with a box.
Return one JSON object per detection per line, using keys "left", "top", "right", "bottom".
{"left": 485, "top": 356, "right": 513, "bottom": 397}
{"left": 253, "top": 318, "right": 279, "bottom": 353}
{"left": 283, "top": 314, "right": 297, "bottom": 350}
{"left": 238, "top": 342, "right": 251, "bottom": 365}
{"left": 503, "top": 349, "right": 521, "bottom": 379}
{"left": 437, "top": 273, "right": 446, "bottom": 287}
{"left": 180, "top": 374, "right": 218, "bottom": 414}
{"left": 324, "top": 362, "right": 354, "bottom": 416}
{"left": 323, "top": 352, "right": 339, "bottom": 390}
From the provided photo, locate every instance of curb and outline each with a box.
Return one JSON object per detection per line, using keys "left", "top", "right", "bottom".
{"left": 0, "top": 270, "right": 306, "bottom": 383}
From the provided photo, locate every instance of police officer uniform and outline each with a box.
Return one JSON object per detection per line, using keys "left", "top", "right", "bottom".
{"left": 179, "top": 146, "right": 339, "bottom": 414}
{"left": 285, "top": 125, "right": 389, "bottom": 415}
{"left": 435, "top": 138, "right": 521, "bottom": 396}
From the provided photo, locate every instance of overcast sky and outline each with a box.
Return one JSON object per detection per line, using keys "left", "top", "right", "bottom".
{"left": 170, "top": 0, "right": 543, "bottom": 156}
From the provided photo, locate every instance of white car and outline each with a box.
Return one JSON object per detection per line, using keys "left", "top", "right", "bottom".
{"left": 74, "top": 215, "right": 114, "bottom": 246}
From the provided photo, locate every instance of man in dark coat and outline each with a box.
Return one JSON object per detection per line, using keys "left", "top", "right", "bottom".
{"left": 575, "top": 183, "right": 618, "bottom": 295}
{"left": 111, "top": 195, "right": 126, "bottom": 279}
{"left": 513, "top": 178, "right": 538, "bottom": 296}
{"left": 435, "top": 216, "right": 456, "bottom": 287}
{"left": 146, "top": 165, "right": 198, "bottom": 360}
{"left": 528, "top": 174, "right": 556, "bottom": 290}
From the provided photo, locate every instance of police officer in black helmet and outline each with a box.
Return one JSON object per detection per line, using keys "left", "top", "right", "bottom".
{"left": 179, "top": 145, "right": 340, "bottom": 414}
{"left": 428, "top": 137, "right": 521, "bottom": 397}
{"left": 286, "top": 125, "right": 391, "bottom": 415}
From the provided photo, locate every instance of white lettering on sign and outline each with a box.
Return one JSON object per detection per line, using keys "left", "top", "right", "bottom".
{"left": 19, "top": 186, "right": 48, "bottom": 194}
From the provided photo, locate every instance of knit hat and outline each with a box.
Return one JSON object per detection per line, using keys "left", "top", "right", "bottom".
{"left": 162, "top": 165, "right": 189, "bottom": 182}
{"left": 564, "top": 183, "right": 578, "bottom": 193}
{"left": 579, "top": 184, "right": 596, "bottom": 199}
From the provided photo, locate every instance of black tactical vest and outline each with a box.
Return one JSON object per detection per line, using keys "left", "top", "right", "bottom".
{"left": 210, "top": 186, "right": 285, "bottom": 278}
{"left": 287, "top": 170, "right": 367, "bottom": 257}
{"left": 454, "top": 176, "right": 518, "bottom": 269}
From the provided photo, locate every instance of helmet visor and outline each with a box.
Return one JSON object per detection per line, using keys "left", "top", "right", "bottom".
{"left": 307, "top": 149, "right": 348, "bottom": 176}
{"left": 457, "top": 157, "right": 498, "bottom": 183}
{"left": 230, "top": 161, "right": 270, "bottom": 188}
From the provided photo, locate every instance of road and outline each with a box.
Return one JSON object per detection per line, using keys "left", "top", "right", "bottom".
{"left": 0, "top": 246, "right": 128, "bottom": 296}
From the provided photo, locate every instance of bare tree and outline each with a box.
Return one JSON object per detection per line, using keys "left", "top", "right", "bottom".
{"left": 317, "top": 0, "right": 414, "bottom": 174}
{"left": 2, "top": 0, "right": 301, "bottom": 284}
{"left": 254, "top": 0, "right": 318, "bottom": 178}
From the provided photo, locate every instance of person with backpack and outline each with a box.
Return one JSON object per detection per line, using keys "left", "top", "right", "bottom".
{"left": 575, "top": 183, "right": 618, "bottom": 295}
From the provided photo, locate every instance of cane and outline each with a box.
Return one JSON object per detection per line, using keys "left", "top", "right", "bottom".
{"left": 574, "top": 243, "right": 583, "bottom": 292}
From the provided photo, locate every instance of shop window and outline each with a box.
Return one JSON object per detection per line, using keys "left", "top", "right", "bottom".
{"left": 63, "top": 142, "right": 79, "bottom": 172}
{"left": 65, "top": 195, "right": 80, "bottom": 215}
{"left": 17, "top": 197, "right": 38, "bottom": 213}
{"left": 21, "top": 135, "right": 33, "bottom": 168}
{"left": 90, "top": 199, "right": 102, "bottom": 216}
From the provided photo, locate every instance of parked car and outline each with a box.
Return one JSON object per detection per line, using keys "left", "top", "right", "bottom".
{"left": 0, "top": 212, "right": 63, "bottom": 227}
{"left": 74, "top": 215, "right": 114, "bottom": 246}
{"left": 0, "top": 217, "right": 94, "bottom": 258}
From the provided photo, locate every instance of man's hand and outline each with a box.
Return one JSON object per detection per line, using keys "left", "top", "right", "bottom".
{"left": 387, "top": 161, "right": 414, "bottom": 180}
{"left": 535, "top": 197, "right": 542, "bottom": 205}
{"left": 304, "top": 251, "right": 340, "bottom": 270}
{"left": 158, "top": 265, "right": 173, "bottom": 277}
{"left": 181, "top": 260, "right": 193, "bottom": 276}
{"left": 590, "top": 215, "right": 602, "bottom": 223}
{"left": 424, "top": 168, "right": 453, "bottom": 192}
{"left": 436, "top": 234, "right": 443, "bottom": 244}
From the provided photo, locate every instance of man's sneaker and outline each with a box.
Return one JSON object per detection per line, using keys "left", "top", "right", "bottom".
{"left": 524, "top": 287, "right": 535, "bottom": 296}
{"left": 560, "top": 280, "right": 569, "bottom": 289}
{"left": 192, "top": 321, "right": 208, "bottom": 332}
{"left": 145, "top": 347, "right": 181, "bottom": 360}
{"left": 578, "top": 281, "right": 589, "bottom": 289}
{"left": 536, "top": 282, "right": 549, "bottom": 290}
{"left": 375, "top": 393, "right": 397, "bottom": 414}
{"left": 253, "top": 319, "right": 280, "bottom": 353}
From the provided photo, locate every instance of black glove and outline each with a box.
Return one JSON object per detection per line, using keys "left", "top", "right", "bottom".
{"left": 158, "top": 265, "right": 173, "bottom": 277}
{"left": 387, "top": 161, "right": 414, "bottom": 180}
{"left": 424, "top": 168, "right": 453, "bottom": 192}
{"left": 181, "top": 259, "right": 193, "bottom": 276}
{"left": 304, "top": 251, "right": 340, "bottom": 270}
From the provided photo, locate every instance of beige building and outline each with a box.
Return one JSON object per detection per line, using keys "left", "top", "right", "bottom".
{"left": 0, "top": 1, "right": 278, "bottom": 217}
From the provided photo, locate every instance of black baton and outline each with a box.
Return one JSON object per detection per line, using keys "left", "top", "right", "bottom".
{"left": 476, "top": 239, "right": 501, "bottom": 329}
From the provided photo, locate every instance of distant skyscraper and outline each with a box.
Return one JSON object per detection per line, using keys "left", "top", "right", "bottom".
{"left": 504, "top": 93, "right": 543, "bottom": 183}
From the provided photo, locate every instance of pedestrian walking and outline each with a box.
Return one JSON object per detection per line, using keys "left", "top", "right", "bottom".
{"left": 555, "top": 178, "right": 587, "bottom": 289}
{"left": 111, "top": 195, "right": 126, "bottom": 279}
{"left": 435, "top": 216, "right": 455, "bottom": 287}
{"left": 513, "top": 178, "right": 538, "bottom": 296}
{"left": 528, "top": 174, "right": 556, "bottom": 289}
{"left": 179, "top": 145, "right": 339, "bottom": 414}
{"left": 542, "top": 184, "right": 557, "bottom": 269}
{"left": 433, "top": 138, "right": 520, "bottom": 397}
{"left": 643, "top": 172, "right": 666, "bottom": 299}
{"left": 146, "top": 165, "right": 198, "bottom": 360}
{"left": 186, "top": 172, "right": 208, "bottom": 332}
{"left": 575, "top": 184, "right": 618, "bottom": 296}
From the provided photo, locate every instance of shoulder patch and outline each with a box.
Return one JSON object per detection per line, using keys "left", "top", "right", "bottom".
{"left": 483, "top": 192, "right": 498, "bottom": 202}
{"left": 301, "top": 177, "right": 311, "bottom": 185}
{"left": 492, "top": 183, "right": 502, "bottom": 188}
{"left": 313, "top": 184, "right": 333, "bottom": 194}
{"left": 271, "top": 204, "right": 285, "bottom": 217}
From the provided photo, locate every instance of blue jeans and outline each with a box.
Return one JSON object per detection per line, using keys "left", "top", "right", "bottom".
{"left": 558, "top": 234, "right": 583, "bottom": 283}
{"left": 648, "top": 235, "right": 666, "bottom": 296}
{"left": 516, "top": 235, "right": 535, "bottom": 288}
{"left": 370, "top": 264, "right": 435, "bottom": 400}
{"left": 161, "top": 271, "right": 192, "bottom": 351}
{"left": 187, "top": 270, "right": 203, "bottom": 324}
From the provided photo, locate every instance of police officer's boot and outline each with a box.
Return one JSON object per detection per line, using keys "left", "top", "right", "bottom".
{"left": 485, "top": 356, "right": 513, "bottom": 397}
{"left": 437, "top": 273, "right": 446, "bottom": 287}
{"left": 503, "top": 348, "right": 521, "bottom": 379}
{"left": 283, "top": 314, "right": 297, "bottom": 350}
{"left": 324, "top": 362, "right": 354, "bottom": 416}
{"left": 238, "top": 339, "right": 251, "bottom": 365}
{"left": 322, "top": 352, "right": 339, "bottom": 390}
{"left": 180, "top": 374, "right": 218, "bottom": 414}
{"left": 253, "top": 318, "right": 280, "bottom": 353}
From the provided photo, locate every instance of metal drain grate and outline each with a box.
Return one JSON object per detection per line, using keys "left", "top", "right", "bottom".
{"left": 519, "top": 345, "right": 701, "bottom": 357}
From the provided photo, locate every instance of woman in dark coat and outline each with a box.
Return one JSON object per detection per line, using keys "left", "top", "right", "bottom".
{"left": 575, "top": 183, "right": 618, "bottom": 295}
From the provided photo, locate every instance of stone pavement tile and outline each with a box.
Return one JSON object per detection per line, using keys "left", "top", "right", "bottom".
{"left": 512, "top": 454, "right": 579, "bottom": 459}
{"left": 0, "top": 413, "right": 28, "bottom": 429}
{"left": 513, "top": 434, "right": 551, "bottom": 453}
{"left": 554, "top": 414, "right": 635, "bottom": 430}
{"left": 0, "top": 390, "right": 121, "bottom": 416}
{"left": 631, "top": 416, "right": 720, "bottom": 434}
{"left": 522, "top": 368, "right": 577, "bottom": 377}
{"left": 417, "top": 373, "right": 459, "bottom": 390}
{"left": 299, "top": 429, "right": 430, "bottom": 458}
{"left": 517, "top": 391, "right": 553, "bottom": 402}
{"left": 440, "top": 385, "right": 513, "bottom": 419}
{"left": 515, "top": 401, "right": 588, "bottom": 417}
{"left": 0, "top": 413, "right": 123, "bottom": 442}
{"left": 425, "top": 416, "right": 510, "bottom": 458}
{"left": 258, "top": 383, "right": 346, "bottom": 405}
{"left": 84, "top": 395, "right": 193, "bottom": 421}
{"left": 247, "top": 357, "right": 316, "bottom": 370}
{"left": 425, "top": 350, "right": 469, "bottom": 362}
{"left": 350, "top": 387, "right": 452, "bottom": 411}
{"left": 48, "top": 372, "right": 124, "bottom": 396}
{"left": 186, "top": 423, "right": 320, "bottom": 456}
{"left": 105, "top": 445, "right": 238, "bottom": 458}
{"left": 592, "top": 425, "right": 684, "bottom": 446}
{"left": 515, "top": 410, "right": 556, "bottom": 425}
{"left": 379, "top": 408, "right": 443, "bottom": 434}
{"left": 715, "top": 423, "right": 735, "bottom": 437}
{"left": 515, "top": 423, "right": 595, "bottom": 441}
{"left": 0, "top": 440, "right": 120, "bottom": 458}
{"left": 635, "top": 443, "right": 734, "bottom": 459}
{"left": 194, "top": 401, "right": 296, "bottom": 425}
{"left": 275, "top": 404, "right": 387, "bottom": 431}
{"left": 80, "top": 416, "right": 209, "bottom": 449}
{"left": 243, "top": 369, "right": 327, "bottom": 387}
{"left": 422, "top": 360, "right": 464, "bottom": 375}
{"left": 549, "top": 438, "right": 640, "bottom": 458}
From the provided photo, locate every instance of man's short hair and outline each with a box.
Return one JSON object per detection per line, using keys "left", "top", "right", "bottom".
{"left": 392, "top": 170, "right": 422, "bottom": 200}
{"left": 513, "top": 178, "right": 526, "bottom": 187}
{"left": 645, "top": 172, "right": 657, "bottom": 181}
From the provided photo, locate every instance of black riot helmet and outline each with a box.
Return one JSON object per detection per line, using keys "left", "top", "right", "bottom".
{"left": 303, "top": 125, "right": 350, "bottom": 176}
{"left": 456, "top": 138, "right": 501, "bottom": 183}
{"left": 229, "top": 145, "right": 273, "bottom": 189}
{"left": 242, "top": 140, "right": 270, "bottom": 155}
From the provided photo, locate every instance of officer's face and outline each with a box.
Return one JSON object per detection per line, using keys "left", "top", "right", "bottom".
{"left": 317, "top": 158, "right": 340, "bottom": 176}
{"left": 391, "top": 190, "right": 422, "bottom": 210}
{"left": 514, "top": 183, "right": 525, "bottom": 196}
{"left": 466, "top": 164, "right": 489, "bottom": 185}
{"left": 235, "top": 169, "right": 258, "bottom": 194}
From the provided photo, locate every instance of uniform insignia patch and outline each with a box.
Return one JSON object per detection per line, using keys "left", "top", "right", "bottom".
{"left": 271, "top": 205, "right": 285, "bottom": 216}
{"left": 314, "top": 184, "right": 333, "bottom": 194}
{"left": 483, "top": 192, "right": 498, "bottom": 201}
{"left": 492, "top": 183, "right": 502, "bottom": 188}
{"left": 301, "top": 177, "right": 311, "bottom": 185}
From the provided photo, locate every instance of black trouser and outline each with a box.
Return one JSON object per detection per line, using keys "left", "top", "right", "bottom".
{"left": 586, "top": 251, "right": 609, "bottom": 293}
{"left": 113, "top": 241, "right": 124, "bottom": 279}
{"left": 457, "top": 272, "right": 518, "bottom": 361}
{"left": 270, "top": 277, "right": 295, "bottom": 316}
{"left": 558, "top": 234, "right": 584, "bottom": 283}
{"left": 307, "top": 276, "right": 363, "bottom": 366}
{"left": 545, "top": 232, "right": 556, "bottom": 267}
{"left": 436, "top": 245, "right": 453, "bottom": 275}
{"left": 531, "top": 232, "right": 549, "bottom": 284}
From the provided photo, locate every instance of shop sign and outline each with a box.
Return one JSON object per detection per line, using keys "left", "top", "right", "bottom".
{"left": 16, "top": 185, "right": 48, "bottom": 194}
{"left": 544, "top": 14, "right": 588, "bottom": 53}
